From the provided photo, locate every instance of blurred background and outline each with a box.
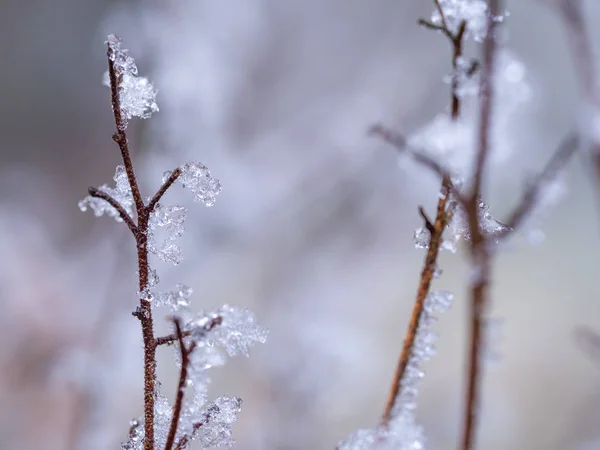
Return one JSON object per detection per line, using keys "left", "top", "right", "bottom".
{"left": 1, "top": 0, "right": 600, "bottom": 449}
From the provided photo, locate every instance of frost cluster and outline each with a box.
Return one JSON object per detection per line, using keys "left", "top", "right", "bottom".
{"left": 337, "top": 291, "right": 453, "bottom": 450}
{"left": 148, "top": 203, "right": 187, "bottom": 265}
{"left": 431, "top": 0, "right": 507, "bottom": 43}
{"left": 413, "top": 196, "right": 510, "bottom": 253}
{"left": 78, "top": 165, "right": 134, "bottom": 221}
{"left": 166, "top": 162, "right": 223, "bottom": 207}
{"left": 104, "top": 34, "right": 159, "bottom": 125}
{"left": 122, "top": 306, "right": 267, "bottom": 450}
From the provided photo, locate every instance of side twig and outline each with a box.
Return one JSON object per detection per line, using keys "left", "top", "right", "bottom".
{"left": 87, "top": 187, "right": 137, "bottom": 233}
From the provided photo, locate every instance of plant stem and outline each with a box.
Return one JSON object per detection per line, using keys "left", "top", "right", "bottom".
{"left": 381, "top": 178, "right": 452, "bottom": 425}
{"left": 460, "top": 2, "right": 500, "bottom": 448}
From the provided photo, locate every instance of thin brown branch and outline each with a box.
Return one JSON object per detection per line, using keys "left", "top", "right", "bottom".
{"left": 460, "top": 2, "right": 500, "bottom": 449}
{"left": 497, "top": 132, "right": 578, "bottom": 237}
{"left": 164, "top": 319, "right": 196, "bottom": 450}
{"left": 156, "top": 330, "right": 191, "bottom": 347}
{"left": 156, "top": 316, "right": 223, "bottom": 347}
{"left": 418, "top": 19, "right": 453, "bottom": 40}
{"left": 433, "top": 0, "right": 449, "bottom": 31}
{"left": 146, "top": 168, "right": 183, "bottom": 214}
{"left": 381, "top": 178, "right": 453, "bottom": 426}
{"left": 87, "top": 187, "right": 137, "bottom": 234}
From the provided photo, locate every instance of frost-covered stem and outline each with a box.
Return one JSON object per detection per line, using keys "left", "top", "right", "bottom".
{"left": 460, "top": 2, "right": 500, "bottom": 449}
{"left": 107, "top": 47, "right": 145, "bottom": 216}
{"left": 381, "top": 178, "right": 452, "bottom": 426}
{"left": 135, "top": 212, "right": 157, "bottom": 450}
{"left": 87, "top": 187, "right": 137, "bottom": 233}
{"left": 165, "top": 319, "right": 196, "bottom": 450}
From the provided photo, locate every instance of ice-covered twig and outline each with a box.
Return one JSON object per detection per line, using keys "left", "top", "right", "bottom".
{"left": 381, "top": 178, "right": 453, "bottom": 426}
{"left": 87, "top": 187, "right": 137, "bottom": 233}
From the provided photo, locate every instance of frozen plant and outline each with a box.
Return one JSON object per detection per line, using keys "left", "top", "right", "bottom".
{"left": 352, "top": 1, "right": 577, "bottom": 449}
{"left": 80, "top": 35, "right": 265, "bottom": 450}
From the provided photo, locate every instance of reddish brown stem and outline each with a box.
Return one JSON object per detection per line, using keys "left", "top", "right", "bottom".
{"left": 105, "top": 40, "right": 158, "bottom": 450}
{"left": 164, "top": 319, "right": 196, "bottom": 450}
{"left": 381, "top": 178, "right": 452, "bottom": 425}
{"left": 460, "top": 2, "right": 500, "bottom": 448}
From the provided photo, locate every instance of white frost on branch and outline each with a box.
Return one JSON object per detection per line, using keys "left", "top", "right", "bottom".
{"left": 431, "top": 0, "right": 508, "bottom": 43}
{"left": 103, "top": 34, "right": 159, "bottom": 125}
{"left": 122, "top": 307, "right": 267, "bottom": 450}
{"left": 78, "top": 165, "right": 134, "bottom": 221}
{"left": 148, "top": 203, "right": 187, "bottom": 265}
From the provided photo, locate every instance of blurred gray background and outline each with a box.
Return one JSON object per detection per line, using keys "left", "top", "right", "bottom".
{"left": 1, "top": 0, "right": 600, "bottom": 449}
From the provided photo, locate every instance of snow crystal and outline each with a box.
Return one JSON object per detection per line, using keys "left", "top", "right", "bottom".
{"left": 148, "top": 203, "right": 187, "bottom": 265}
{"left": 425, "top": 290, "right": 454, "bottom": 314}
{"left": 170, "top": 162, "right": 222, "bottom": 207}
{"left": 430, "top": 0, "right": 507, "bottom": 43}
{"left": 413, "top": 227, "right": 430, "bottom": 249}
{"left": 79, "top": 165, "right": 134, "bottom": 221}
{"left": 189, "top": 305, "right": 268, "bottom": 357}
{"left": 154, "top": 283, "right": 193, "bottom": 311}
{"left": 338, "top": 425, "right": 425, "bottom": 450}
{"left": 104, "top": 34, "right": 159, "bottom": 125}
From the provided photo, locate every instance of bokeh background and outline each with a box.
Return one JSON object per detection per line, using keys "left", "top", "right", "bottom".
{"left": 1, "top": 0, "right": 600, "bottom": 449}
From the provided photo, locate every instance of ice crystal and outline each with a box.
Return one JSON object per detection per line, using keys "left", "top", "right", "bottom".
{"left": 169, "top": 162, "right": 222, "bottom": 207}
{"left": 104, "top": 34, "right": 159, "bottom": 125}
{"left": 425, "top": 290, "right": 454, "bottom": 314}
{"left": 338, "top": 423, "right": 425, "bottom": 450}
{"left": 441, "top": 198, "right": 511, "bottom": 250}
{"left": 78, "top": 165, "right": 134, "bottom": 221}
{"left": 154, "top": 283, "right": 193, "bottom": 311}
{"left": 187, "top": 305, "right": 268, "bottom": 357}
{"left": 413, "top": 227, "right": 430, "bottom": 249}
{"left": 148, "top": 203, "right": 187, "bottom": 265}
